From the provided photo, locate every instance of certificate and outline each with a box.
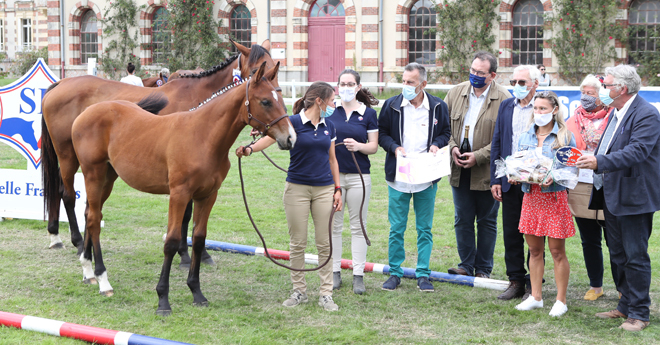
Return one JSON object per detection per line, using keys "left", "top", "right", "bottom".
{"left": 395, "top": 146, "right": 451, "bottom": 184}
{"left": 577, "top": 152, "right": 594, "bottom": 184}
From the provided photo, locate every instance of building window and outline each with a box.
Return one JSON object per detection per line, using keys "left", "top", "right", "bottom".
{"left": 230, "top": 5, "right": 251, "bottom": 53}
{"left": 408, "top": 0, "right": 436, "bottom": 65}
{"left": 310, "top": 0, "right": 345, "bottom": 17}
{"left": 152, "top": 7, "right": 170, "bottom": 64}
{"left": 0, "top": 20, "right": 4, "bottom": 52}
{"left": 21, "top": 19, "right": 32, "bottom": 51}
{"left": 628, "top": 0, "right": 660, "bottom": 63}
{"left": 512, "top": 0, "right": 544, "bottom": 65}
{"left": 80, "top": 11, "right": 98, "bottom": 64}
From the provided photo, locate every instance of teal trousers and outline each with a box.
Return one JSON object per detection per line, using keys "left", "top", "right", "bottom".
{"left": 387, "top": 183, "right": 437, "bottom": 278}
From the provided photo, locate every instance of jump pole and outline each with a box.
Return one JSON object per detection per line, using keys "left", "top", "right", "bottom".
{"left": 186, "top": 237, "right": 509, "bottom": 291}
{"left": 0, "top": 311, "right": 193, "bottom": 345}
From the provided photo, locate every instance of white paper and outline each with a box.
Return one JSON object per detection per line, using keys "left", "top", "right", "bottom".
{"left": 395, "top": 146, "right": 451, "bottom": 184}
{"left": 577, "top": 152, "right": 594, "bottom": 184}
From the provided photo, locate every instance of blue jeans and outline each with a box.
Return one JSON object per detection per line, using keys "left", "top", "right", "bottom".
{"left": 387, "top": 183, "right": 437, "bottom": 278}
{"left": 451, "top": 169, "right": 499, "bottom": 276}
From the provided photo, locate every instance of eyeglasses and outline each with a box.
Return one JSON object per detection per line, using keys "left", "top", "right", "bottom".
{"left": 601, "top": 83, "right": 620, "bottom": 89}
{"left": 470, "top": 68, "right": 489, "bottom": 78}
{"left": 339, "top": 82, "right": 357, "bottom": 87}
{"left": 539, "top": 68, "right": 545, "bottom": 71}
{"left": 509, "top": 79, "right": 530, "bottom": 87}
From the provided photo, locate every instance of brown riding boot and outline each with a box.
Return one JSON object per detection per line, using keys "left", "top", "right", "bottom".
{"left": 497, "top": 280, "right": 525, "bottom": 300}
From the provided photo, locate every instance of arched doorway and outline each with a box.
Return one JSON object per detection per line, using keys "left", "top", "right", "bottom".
{"left": 308, "top": 0, "right": 345, "bottom": 82}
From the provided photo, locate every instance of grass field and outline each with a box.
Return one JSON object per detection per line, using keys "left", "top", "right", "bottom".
{"left": 0, "top": 129, "right": 658, "bottom": 344}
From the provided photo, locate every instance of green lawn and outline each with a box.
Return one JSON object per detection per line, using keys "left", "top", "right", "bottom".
{"left": 0, "top": 78, "right": 17, "bottom": 87}
{"left": 0, "top": 135, "right": 658, "bottom": 344}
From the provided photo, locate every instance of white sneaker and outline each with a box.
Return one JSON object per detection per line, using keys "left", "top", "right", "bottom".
{"left": 319, "top": 295, "right": 339, "bottom": 311}
{"left": 282, "top": 290, "right": 308, "bottom": 307}
{"left": 549, "top": 300, "right": 568, "bottom": 317}
{"left": 515, "top": 295, "right": 543, "bottom": 311}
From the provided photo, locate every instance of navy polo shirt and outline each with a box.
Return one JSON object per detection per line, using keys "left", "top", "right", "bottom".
{"left": 327, "top": 103, "right": 378, "bottom": 174}
{"left": 287, "top": 110, "right": 337, "bottom": 186}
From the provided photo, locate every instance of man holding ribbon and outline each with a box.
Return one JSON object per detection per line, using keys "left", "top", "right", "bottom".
{"left": 577, "top": 64, "right": 660, "bottom": 332}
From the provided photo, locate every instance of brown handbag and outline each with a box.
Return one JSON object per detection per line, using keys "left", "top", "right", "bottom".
{"left": 567, "top": 182, "right": 604, "bottom": 220}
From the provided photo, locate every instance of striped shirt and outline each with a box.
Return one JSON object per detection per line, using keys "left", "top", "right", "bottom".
{"left": 511, "top": 98, "right": 534, "bottom": 154}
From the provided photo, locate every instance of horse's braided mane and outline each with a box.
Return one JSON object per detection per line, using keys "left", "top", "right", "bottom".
{"left": 179, "top": 53, "right": 240, "bottom": 79}
{"left": 188, "top": 77, "right": 251, "bottom": 112}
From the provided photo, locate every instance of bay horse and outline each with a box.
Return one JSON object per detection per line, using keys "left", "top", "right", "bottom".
{"left": 169, "top": 67, "right": 205, "bottom": 81}
{"left": 141, "top": 75, "right": 166, "bottom": 87}
{"left": 41, "top": 40, "right": 277, "bottom": 267}
{"left": 71, "top": 62, "right": 294, "bottom": 316}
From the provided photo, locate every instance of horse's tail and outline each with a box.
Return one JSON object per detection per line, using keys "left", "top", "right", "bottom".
{"left": 136, "top": 93, "right": 169, "bottom": 115}
{"left": 41, "top": 82, "right": 62, "bottom": 220}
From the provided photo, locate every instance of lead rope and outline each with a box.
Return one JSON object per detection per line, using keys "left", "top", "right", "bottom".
{"left": 238, "top": 136, "right": 371, "bottom": 272}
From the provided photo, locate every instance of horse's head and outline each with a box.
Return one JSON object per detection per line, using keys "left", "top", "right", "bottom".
{"left": 246, "top": 61, "right": 295, "bottom": 150}
{"left": 233, "top": 39, "right": 286, "bottom": 112}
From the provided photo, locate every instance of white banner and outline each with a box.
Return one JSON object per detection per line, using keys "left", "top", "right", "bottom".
{"left": 395, "top": 146, "right": 451, "bottom": 184}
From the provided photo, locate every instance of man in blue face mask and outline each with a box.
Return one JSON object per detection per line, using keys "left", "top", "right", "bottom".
{"left": 444, "top": 51, "right": 511, "bottom": 280}
{"left": 490, "top": 65, "right": 540, "bottom": 301}
{"left": 378, "top": 63, "right": 451, "bottom": 293}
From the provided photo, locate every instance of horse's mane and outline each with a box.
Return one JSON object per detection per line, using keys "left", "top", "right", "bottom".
{"left": 179, "top": 54, "right": 240, "bottom": 79}
{"left": 189, "top": 77, "right": 250, "bottom": 112}
{"left": 246, "top": 44, "right": 271, "bottom": 68}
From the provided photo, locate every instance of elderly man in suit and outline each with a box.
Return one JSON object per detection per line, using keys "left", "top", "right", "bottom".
{"left": 577, "top": 64, "right": 660, "bottom": 332}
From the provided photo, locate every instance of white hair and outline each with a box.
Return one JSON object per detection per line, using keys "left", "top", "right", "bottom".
{"left": 605, "top": 65, "right": 641, "bottom": 94}
{"left": 513, "top": 65, "right": 541, "bottom": 82}
{"left": 160, "top": 68, "right": 170, "bottom": 76}
{"left": 579, "top": 74, "right": 602, "bottom": 92}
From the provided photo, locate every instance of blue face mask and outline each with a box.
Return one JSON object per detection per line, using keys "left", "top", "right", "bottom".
{"left": 163, "top": 76, "right": 168, "bottom": 83}
{"left": 319, "top": 103, "right": 335, "bottom": 118}
{"left": 598, "top": 86, "right": 619, "bottom": 106}
{"left": 512, "top": 84, "right": 531, "bottom": 100}
{"left": 469, "top": 73, "right": 487, "bottom": 89}
{"left": 402, "top": 85, "right": 419, "bottom": 101}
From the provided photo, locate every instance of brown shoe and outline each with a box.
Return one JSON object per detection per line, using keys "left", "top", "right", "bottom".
{"left": 497, "top": 280, "right": 525, "bottom": 300}
{"left": 595, "top": 309, "right": 627, "bottom": 319}
{"left": 448, "top": 267, "right": 469, "bottom": 276}
{"left": 619, "top": 318, "right": 649, "bottom": 332}
{"left": 522, "top": 286, "right": 532, "bottom": 301}
{"left": 475, "top": 273, "right": 489, "bottom": 279}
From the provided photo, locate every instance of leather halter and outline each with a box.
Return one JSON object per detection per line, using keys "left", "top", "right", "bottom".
{"left": 244, "top": 78, "right": 288, "bottom": 135}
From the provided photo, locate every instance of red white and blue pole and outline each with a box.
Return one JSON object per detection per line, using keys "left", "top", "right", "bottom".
{"left": 0, "top": 311, "right": 193, "bottom": 345}
{"left": 188, "top": 238, "right": 509, "bottom": 291}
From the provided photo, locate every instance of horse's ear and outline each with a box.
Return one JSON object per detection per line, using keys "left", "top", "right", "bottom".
{"left": 232, "top": 39, "right": 250, "bottom": 57}
{"left": 252, "top": 61, "right": 267, "bottom": 84}
{"left": 261, "top": 39, "right": 271, "bottom": 52}
{"left": 264, "top": 62, "right": 280, "bottom": 81}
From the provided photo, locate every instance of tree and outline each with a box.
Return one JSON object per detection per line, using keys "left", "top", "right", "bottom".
{"left": 434, "top": 0, "right": 500, "bottom": 84}
{"left": 546, "top": 0, "right": 625, "bottom": 85}
{"left": 166, "top": 0, "right": 227, "bottom": 71}
{"left": 11, "top": 47, "right": 48, "bottom": 76}
{"left": 99, "top": 0, "right": 145, "bottom": 80}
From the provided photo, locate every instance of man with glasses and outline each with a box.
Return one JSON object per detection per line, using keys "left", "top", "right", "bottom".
{"left": 576, "top": 65, "right": 660, "bottom": 332}
{"left": 490, "top": 65, "right": 540, "bottom": 300}
{"left": 537, "top": 64, "right": 550, "bottom": 87}
{"left": 444, "top": 51, "right": 510, "bottom": 279}
{"left": 378, "top": 63, "right": 450, "bottom": 292}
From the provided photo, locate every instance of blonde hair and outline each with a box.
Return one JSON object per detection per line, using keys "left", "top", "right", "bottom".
{"left": 533, "top": 91, "right": 571, "bottom": 149}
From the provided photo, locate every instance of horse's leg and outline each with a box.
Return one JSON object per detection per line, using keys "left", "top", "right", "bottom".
{"left": 156, "top": 193, "right": 189, "bottom": 316}
{"left": 177, "top": 200, "right": 193, "bottom": 270}
{"left": 187, "top": 192, "right": 217, "bottom": 307}
{"left": 47, "top": 175, "right": 64, "bottom": 249}
{"left": 59, "top": 152, "right": 84, "bottom": 255}
{"left": 92, "top": 165, "right": 119, "bottom": 296}
{"left": 80, "top": 202, "right": 96, "bottom": 285}
{"left": 178, "top": 200, "right": 215, "bottom": 269}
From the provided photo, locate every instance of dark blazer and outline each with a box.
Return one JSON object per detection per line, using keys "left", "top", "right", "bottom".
{"left": 588, "top": 95, "right": 660, "bottom": 216}
{"left": 490, "top": 97, "right": 517, "bottom": 192}
{"left": 378, "top": 92, "right": 451, "bottom": 182}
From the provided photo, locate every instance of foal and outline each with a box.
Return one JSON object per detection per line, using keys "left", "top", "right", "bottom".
{"left": 71, "top": 62, "right": 294, "bottom": 315}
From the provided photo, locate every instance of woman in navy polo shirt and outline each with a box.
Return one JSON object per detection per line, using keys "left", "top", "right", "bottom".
{"left": 236, "top": 81, "right": 343, "bottom": 312}
{"left": 327, "top": 69, "right": 379, "bottom": 295}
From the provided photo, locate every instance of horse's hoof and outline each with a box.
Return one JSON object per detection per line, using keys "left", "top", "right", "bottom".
{"left": 49, "top": 242, "right": 65, "bottom": 249}
{"left": 156, "top": 309, "right": 172, "bottom": 317}
{"left": 201, "top": 257, "right": 216, "bottom": 266}
{"left": 83, "top": 278, "right": 98, "bottom": 285}
{"left": 99, "top": 289, "right": 114, "bottom": 297}
{"left": 179, "top": 263, "right": 191, "bottom": 270}
{"left": 193, "top": 301, "right": 209, "bottom": 308}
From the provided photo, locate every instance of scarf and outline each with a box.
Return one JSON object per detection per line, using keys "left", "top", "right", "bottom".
{"left": 574, "top": 105, "right": 611, "bottom": 152}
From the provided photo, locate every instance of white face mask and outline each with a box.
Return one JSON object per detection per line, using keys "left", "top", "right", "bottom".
{"left": 534, "top": 106, "right": 555, "bottom": 127}
{"left": 338, "top": 86, "right": 357, "bottom": 103}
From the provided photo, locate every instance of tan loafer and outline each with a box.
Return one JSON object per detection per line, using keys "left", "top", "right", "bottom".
{"left": 620, "top": 318, "right": 649, "bottom": 332}
{"left": 595, "top": 309, "right": 627, "bottom": 319}
{"left": 584, "top": 289, "right": 604, "bottom": 301}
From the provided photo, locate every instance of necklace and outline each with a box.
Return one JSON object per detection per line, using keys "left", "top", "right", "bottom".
{"left": 537, "top": 131, "right": 551, "bottom": 137}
